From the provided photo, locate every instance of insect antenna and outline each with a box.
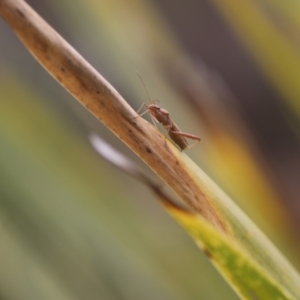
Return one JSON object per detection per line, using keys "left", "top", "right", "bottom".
{"left": 136, "top": 71, "right": 153, "bottom": 104}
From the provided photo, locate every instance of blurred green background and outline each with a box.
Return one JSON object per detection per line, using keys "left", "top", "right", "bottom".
{"left": 1, "top": 0, "right": 300, "bottom": 299}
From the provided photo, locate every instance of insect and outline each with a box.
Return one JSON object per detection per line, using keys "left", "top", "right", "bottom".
{"left": 136, "top": 72, "right": 200, "bottom": 151}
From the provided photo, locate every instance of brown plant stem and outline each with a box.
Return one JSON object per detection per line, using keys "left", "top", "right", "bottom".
{"left": 0, "top": 0, "right": 226, "bottom": 233}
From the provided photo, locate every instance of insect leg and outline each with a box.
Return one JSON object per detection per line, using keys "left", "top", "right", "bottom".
{"left": 149, "top": 114, "right": 158, "bottom": 128}
{"left": 170, "top": 131, "right": 200, "bottom": 140}
{"left": 170, "top": 131, "right": 201, "bottom": 149}
{"left": 135, "top": 102, "right": 148, "bottom": 116}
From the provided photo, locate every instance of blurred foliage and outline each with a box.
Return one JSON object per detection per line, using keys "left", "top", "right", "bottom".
{"left": 211, "top": 0, "right": 300, "bottom": 118}
{"left": 1, "top": 0, "right": 300, "bottom": 299}
{"left": 0, "top": 74, "right": 236, "bottom": 299}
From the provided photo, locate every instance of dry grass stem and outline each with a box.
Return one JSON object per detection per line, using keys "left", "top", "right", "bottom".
{"left": 0, "top": 0, "right": 226, "bottom": 233}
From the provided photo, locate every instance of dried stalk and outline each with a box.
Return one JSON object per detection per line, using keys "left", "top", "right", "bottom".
{"left": 0, "top": 0, "right": 225, "bottom": 233}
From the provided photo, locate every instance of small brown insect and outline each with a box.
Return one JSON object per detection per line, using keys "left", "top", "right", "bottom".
{"left": 136, "top": 72, "right": 200, "bottom": 151}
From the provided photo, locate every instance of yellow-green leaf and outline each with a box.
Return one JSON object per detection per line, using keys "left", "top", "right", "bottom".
{"left": 164, "top": 200, "right": 295, "bottom": 300}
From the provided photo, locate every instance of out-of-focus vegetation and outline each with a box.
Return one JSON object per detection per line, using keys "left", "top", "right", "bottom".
{"left": 1, "top": 0, "right": 300, "bottom": 299}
